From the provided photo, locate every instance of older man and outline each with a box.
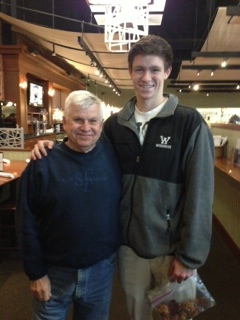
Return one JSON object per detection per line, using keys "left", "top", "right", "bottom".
{"left": 16, "top": 91, "right": 121, "bottom": 320}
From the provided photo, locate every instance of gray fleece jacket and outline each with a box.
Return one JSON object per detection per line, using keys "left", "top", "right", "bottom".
{"left": 103, "top": 93, "right": 214, "bottom": 269}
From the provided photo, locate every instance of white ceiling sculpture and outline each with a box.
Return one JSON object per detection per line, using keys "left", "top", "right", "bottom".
{"left": 86, "top": 0, "right": 166, "bottom": 52}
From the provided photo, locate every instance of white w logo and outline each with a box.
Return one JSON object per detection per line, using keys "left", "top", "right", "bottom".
{"left": 160, "top": 136, "right": 171, "bottom": 145}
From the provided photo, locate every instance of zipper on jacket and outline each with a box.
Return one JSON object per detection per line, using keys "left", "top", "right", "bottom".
{"left": 166, "top": 209, "right": 173, "bottom": 245}
{"left": 126, "top": 120, "right": 147, "bottom": 244}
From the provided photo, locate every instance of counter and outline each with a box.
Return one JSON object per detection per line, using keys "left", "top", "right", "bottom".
{"left": 24, "top": 132, "right": 65, "bottom": 150}
{"left": 211, "top": 123, "right": 240, "bottom": 131}
{"left": 0, "top": 160, "right": 27, "bottom": 187}
{"left": 0, "top": 160, "right": 28, "bottom": 250}
{"left": 0, "top": 132, "right": 65, "bottom": 162}
{"left": 213, "top": 158, "right": 240, "bottom": 260}
{"left": 211, "top": 124, "right": 240, "bottom": 260}
{"left": 215, "top": 158, "right": 240, "bottom": 184}
{"left": 211, "top": 123, "right": 240, "bottom": 159}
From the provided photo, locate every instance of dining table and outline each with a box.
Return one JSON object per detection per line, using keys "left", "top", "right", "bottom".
{"left": 0, "top": 160, "right": 28, "bottom": 187}
{"left": 0, "top": 160, "right": 28, "bottom": 250}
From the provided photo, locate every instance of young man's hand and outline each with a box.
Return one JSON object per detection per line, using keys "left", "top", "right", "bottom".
{"left": 168, "top": 257, "right": 194, "bottom": 283}
{"left": 31, "top": 140, "right": 54, "bottom": 160}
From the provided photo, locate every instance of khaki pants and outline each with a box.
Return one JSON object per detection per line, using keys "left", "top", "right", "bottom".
{"left": 117, "top": 245, "right": 195, "bottom": 320}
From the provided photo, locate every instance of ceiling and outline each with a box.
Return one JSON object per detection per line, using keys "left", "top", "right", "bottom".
{"left": 0, "top": 0, "right": 240, "bottom": 94}
{"left": 175, "top": 6, "right": 240, "bottom": 93}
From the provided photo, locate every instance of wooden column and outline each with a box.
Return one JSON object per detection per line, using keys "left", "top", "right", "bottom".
{"left": 0, "top": 46, "right": 27, "bottom": 131}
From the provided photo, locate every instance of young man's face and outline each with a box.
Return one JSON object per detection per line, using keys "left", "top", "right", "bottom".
{"left": 129, "top": 54, "right": 171, "bottom": 106}
{"left": 63, "top": 103, "right": 103, "bottom": 153}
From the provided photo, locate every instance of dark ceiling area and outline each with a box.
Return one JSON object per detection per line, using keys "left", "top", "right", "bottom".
{"left": 0, "top": 0, "right": 239, "bottom": 80}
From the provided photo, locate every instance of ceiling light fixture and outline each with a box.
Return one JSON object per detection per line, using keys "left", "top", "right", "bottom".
{"left": 171, "top": 80, "right": 240, "bottom": 85}
{"left": 28, "top": 47, "right": 38, "bottom": 57}
{"left": 104, "top": 3, "right": 149, "bottom": 52}
{"left": 86, "top": 0, "right": 166, "bottom": 52}
{"left": 52, "top": 44, "right": 56, "bottom": 57}
{"left": 78, "top": 36, "right": 121, "bottom": 95}
{"left": 221, "top": 60, "right": 227, "bottom": 68}
{"left": 168, "top": 80, "right": 240, "bottom": 93}
{"left": 193, "top": 84, "right": 199, "bottom": 91}
{"left": 87, "top": 0, "right": 149, "bottom": 3}
{"left": 191, "top": 51, "right": 240, "bottom": 59}
{"left": 182, "top": 65, "right": 240, "bottom": 71}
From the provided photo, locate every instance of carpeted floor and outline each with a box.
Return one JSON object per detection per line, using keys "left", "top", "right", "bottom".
{"left": 0, "top": 225, "right": 239, "bottom": 319}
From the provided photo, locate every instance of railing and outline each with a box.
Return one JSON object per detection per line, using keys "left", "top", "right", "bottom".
{"left": 0, "top": 128, "right": 24, "bottom": 149}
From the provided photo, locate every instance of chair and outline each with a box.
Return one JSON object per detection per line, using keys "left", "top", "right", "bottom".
{"left": 0, "top": 183, "right": 18, "bottom": 251}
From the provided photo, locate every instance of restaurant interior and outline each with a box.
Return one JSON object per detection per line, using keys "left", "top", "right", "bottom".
{"left": 0, "top": 1, "right": 239, "bottom": 319}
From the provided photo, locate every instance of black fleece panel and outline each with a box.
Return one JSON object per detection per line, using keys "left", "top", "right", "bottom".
{"left": 104, "top": 106, "right": 205, "bottom": 183}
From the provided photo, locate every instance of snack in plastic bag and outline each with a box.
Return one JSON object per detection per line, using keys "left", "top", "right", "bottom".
{"left": 148, "top": 272, "right": 216, "bottom": 319}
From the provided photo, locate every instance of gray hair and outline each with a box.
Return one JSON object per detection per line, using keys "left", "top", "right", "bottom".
{"left": 64, "top": 90, "right": 103, "bottom": 119}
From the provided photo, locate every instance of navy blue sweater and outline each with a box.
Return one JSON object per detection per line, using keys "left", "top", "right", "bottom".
{"left": 16, "top": 140, "right": 121, "bottom": 280}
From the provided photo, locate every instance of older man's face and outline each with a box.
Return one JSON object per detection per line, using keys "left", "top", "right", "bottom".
{"left": 63, "top": 103, "right": 103, "bottom": 152}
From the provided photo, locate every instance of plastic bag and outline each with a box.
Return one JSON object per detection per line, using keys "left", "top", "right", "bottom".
{"left": 148, "top": 272, "right": 216, "bottom": 319}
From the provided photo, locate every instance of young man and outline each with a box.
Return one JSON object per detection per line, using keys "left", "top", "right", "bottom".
{"left": 31, "top": 35, "right": 214, "bottom": 320}
{"left": 16, "top": 91, "right": 122, "bottom": 320}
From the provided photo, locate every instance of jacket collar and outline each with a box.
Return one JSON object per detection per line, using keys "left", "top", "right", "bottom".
{"left": 118, "top": 93, "right": 179, "bottom": 121}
